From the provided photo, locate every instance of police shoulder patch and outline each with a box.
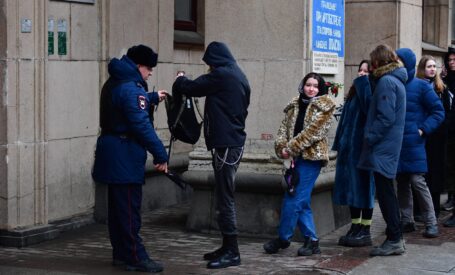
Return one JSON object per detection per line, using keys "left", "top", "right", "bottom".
{"left": 138, "top": 95, "right": 147, "bottom": 110}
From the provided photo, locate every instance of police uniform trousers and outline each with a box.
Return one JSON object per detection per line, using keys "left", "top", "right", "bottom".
{"left": 108, "top": 184, "right": 149, "bottom": 264}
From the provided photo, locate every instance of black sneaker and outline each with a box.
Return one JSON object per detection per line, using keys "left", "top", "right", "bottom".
{"left": 297, "top": 239, "right": 321, "bottom": 256}
{"left": 423, "top": 224, "right": 439, "bottom": 238}
{"left": 346, "top": 225, "right": 373, "bottom": 247}
{"left": 443, "top": 215, "right": 455, "bottom": 227}
{"left": 369, "top": 239, "right": 405, "bottom": 256}
{"left": 338, "top": 223, "right": 361, "bottom": 246}
{"left": 442, "top": 195, "right": 454, "bottom": 211}
{"left": 203, "top": 247, "right": 225, "bottom": 261}
{"left": 206, "top": 249, "right": 241, "bottom": 269}
{"left": 125, "top": 258, "right": 163, "bottom": 273}
{"left": 401, "top": 222, "right": 416, "bottom": 233}
{"left": 263, "top": 238, "right": 290, "bottom": 254}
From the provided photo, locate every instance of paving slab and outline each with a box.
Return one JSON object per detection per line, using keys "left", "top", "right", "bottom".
{"left": 0, "top": 200, "right": 453, "bottom": 275}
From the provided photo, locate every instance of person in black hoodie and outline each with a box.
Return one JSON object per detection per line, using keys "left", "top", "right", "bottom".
{"left": 442, "top": 47, "right": 455, "bottom": 227}
{"left": 172, "top": 41, "right": 250, "bottom": 269}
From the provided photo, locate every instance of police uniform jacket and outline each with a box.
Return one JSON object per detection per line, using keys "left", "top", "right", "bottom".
{"left": 92, "top": 56, "right": 168, "bottom": 184}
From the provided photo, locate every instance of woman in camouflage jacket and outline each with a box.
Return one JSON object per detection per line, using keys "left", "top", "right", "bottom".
{"left": 263, "top": 72, "right": 335, "bottom": 257}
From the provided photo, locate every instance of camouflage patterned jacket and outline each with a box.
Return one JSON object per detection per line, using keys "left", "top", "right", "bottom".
{"left": 275, "top": 94, "right": 336, "bottom": 166}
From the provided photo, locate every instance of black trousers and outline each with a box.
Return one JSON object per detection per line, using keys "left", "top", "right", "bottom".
{"left": 108, "top": 184, "right": 148, "bottom": 264}
{"left": 212, "top": 147, "right": 243, "bottom": 236}
{"left": 374, "top": 172, "right": 402, "bottom": 242}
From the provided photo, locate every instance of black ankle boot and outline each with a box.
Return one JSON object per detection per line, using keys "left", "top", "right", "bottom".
{"left": 206, "top": 249, "right": 241, "bottom": 269}
{"left": 345, "top": 225, "right": 372, "bottom": 247}
{"left": 203, "top": 236, "right": 227, "bottom": 261}
{"left": 263, "top": 238, "right": 291, "bottom": 254}
{"left": 338, "top": 223, "right": 361, "bottom": 246}
{"left": 297, "top": 239, "right": 321, "bottom": 256}
{"left": 207, "top": 235, "right": 240, "bottom": 269}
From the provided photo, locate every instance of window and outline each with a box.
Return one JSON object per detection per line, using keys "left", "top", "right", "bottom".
{"left": 422, "top": 0, "right": 450, "bottom": 48}
{"left": 175, "top": 0, "right": 197, "bottom": 32}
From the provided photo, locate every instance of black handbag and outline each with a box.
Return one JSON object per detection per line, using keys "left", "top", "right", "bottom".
{"left": 283, "top": 160, "right": 299, "bottom": 195}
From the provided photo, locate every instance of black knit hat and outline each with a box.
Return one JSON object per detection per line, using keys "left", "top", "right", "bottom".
{"left": 127, "top": 44, "right": 158, "bottom": 67}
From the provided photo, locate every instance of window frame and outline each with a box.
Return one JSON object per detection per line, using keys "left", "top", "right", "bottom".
{"left": 175, "top": 0, "right": 198, "bottom": 32}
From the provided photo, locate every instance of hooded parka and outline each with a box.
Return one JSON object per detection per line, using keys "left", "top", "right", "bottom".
{"left": 395, "top": 48, "right": 445, "bottom": 174}
{"left": 172, "top": 42, "right": 250, "bottom": 150}
{"left": 357, "top": 61, "right": 407, "bottom": 179}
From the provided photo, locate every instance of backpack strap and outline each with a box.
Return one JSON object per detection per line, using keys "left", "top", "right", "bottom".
{"left": 171, "top": 94, "right": 188, "bottom": 132}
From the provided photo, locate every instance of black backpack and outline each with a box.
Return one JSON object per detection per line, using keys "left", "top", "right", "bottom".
{"left": 165, "top": 92, "right": 203, "bottom": 145}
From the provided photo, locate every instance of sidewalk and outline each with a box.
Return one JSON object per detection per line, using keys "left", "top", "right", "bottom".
{"left": 0, "top": 201, "right": 454, "bottom": 274}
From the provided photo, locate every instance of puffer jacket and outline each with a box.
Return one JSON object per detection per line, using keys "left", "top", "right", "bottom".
{"left": 395, "top": 48, "right": 445, "bottom": 173}
{"left": 275, "top": 94, "right": 336, "bottom": 166}
{"left": 357, "top": 61, "right": 407, "bottom": 179}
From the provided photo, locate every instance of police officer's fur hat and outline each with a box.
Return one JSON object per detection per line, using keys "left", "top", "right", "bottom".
{"left": 127, "top": 44, "right": 158, "bottom": 67}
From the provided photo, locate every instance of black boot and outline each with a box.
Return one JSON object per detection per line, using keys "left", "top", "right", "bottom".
{"left": 207, "top": 235, "right": 241, "bottom": 269}
{"left": 442, "top": 193, "right": 454, "bottom": 211}
{"left": 345, "top": 225, "right": 373, "bottom": 247}
{"left": 203, "top": 235, "right": 227, "bottom": 261}
{"left": 125, "top": 258, "right": 163, "bottom": 273}
{"left": 297, "top": 238, "right": 321, "bottom": 256}
{"left": 443, "top": 208, "right": 455, "bottom": 227}
{"left": 338, "top": 223, "right": 361, "bottom": 246}
{"left": 263, "top": 238, "right": 291, "bottom": 254}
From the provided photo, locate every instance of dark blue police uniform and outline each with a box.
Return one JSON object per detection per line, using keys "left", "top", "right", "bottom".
{"left": 92, "top": 54, "right": 168, "bottom": 266}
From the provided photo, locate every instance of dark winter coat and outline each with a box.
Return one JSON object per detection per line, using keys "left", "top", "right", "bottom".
{"left": 442, "top": 71, "right": 455, "bottom": 134}
{"left": 173, "top": 42, "right": 250, "bottom": 150}
{"left": 395, "top": 48, "right": 445, "bottom": 174}
{"left": 332, "top": 75, "right": 375, "bottom": 208}
{"left": 426, "top": 83, "right": 452, "bottom": 193}
{"left": 92, "top": 56, "right": 168, "bottom": 184}
{"left": 357, "top": 61, "right": 407, "bottom": 179}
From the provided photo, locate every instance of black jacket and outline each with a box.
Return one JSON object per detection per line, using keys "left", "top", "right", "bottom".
{"left": 173, "top": 42, "right": 250, "bottom": 150}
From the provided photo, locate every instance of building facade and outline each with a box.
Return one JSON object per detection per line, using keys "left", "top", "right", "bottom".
{"left": 0, "top": 0, "right": 453, "bottom": 246}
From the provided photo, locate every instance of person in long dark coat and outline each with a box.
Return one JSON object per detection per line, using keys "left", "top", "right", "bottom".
{"left": 358, "top": 44, "right": 407, "bottom": 256}
{"left": 332, "top": 60, "right": 375, "bottom": 247}
{"left": 416, "top": 55, "right": 453, "bottom": 218}
{"left": 442, "top": 47, "right": 455, "bottom": 227}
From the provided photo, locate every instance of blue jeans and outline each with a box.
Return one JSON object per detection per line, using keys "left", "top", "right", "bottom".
{"left": 278, "top": 159, "right": 322, "bottom": 241}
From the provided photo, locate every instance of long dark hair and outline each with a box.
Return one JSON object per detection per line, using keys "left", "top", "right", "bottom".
{"left": 298, "top": 72, "right": 327, "bottom": 96}
{"left": 417, "top": 55, "right": 445, "bottom": 93}
{"left": 346, "top": 60, "right": 371, "bottom": 100}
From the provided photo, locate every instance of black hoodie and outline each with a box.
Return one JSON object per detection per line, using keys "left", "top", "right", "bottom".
{"left": 173, "top": 41, "right": 251, "bottom": 150}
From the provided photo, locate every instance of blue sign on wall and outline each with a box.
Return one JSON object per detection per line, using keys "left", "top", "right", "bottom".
{"left": 312, "top": 0, "right": 344, "bottom": 57}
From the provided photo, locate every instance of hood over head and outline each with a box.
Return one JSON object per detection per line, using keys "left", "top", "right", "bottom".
{"left": 202, "top": 41, "right": 236, "bottom": 67}
{"left": 396, "top": 48, "right": 415, "bottom": 82}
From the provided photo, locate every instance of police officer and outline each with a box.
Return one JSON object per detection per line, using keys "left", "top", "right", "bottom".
{"left": 92, "top": 44, "right": 168, "bottom": 273}
{"left": 173, "top": 41, "right": 250, "bottom": 269}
